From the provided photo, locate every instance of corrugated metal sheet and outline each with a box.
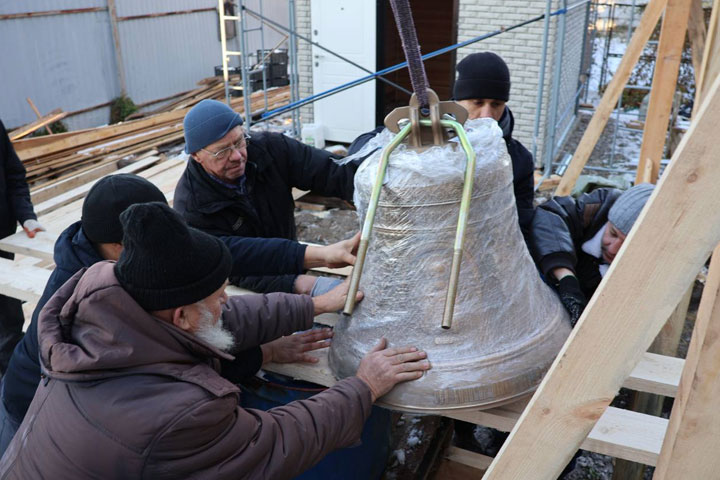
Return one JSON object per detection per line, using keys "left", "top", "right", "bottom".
{"left": 0, "top": 0, "right": 106, "bottom": 15}
{"left": 119, "top": 12, "right": 223, "bottom": 104}
{"left": 115, "top": 0, "right": 215, "bottom": 17}
{"left": 0, "top": 9, "right": 119, "bottom": 129}
{"left": 2, "top": 0, "right": 290, "bottom": 130}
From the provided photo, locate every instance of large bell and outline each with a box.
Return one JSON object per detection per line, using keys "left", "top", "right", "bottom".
{"left": 329, "top": 118, "right": 571, "bottom": 412}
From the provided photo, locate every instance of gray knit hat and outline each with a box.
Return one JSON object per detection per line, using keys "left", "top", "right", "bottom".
{"left": 608, "top": 183, "right": 655, "bottom": 235}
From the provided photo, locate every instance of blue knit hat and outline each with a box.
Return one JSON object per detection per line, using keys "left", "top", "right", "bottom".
{"left": 183, "top": 99, "right": 243, "bottom": 154}
{"left": 608, "top": 183, "right": 655, "bottom": 235}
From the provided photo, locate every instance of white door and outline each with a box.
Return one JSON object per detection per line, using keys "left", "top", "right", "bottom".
{"left": 311, "top": 0, "right": 376, "bottom": 143}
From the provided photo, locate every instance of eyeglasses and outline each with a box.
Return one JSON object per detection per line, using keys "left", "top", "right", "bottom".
{"left": 201, "top": 134, "right": 251, "bottom": 161}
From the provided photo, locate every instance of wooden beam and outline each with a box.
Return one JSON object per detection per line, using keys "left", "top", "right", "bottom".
{"left": 107, "top": 0, "right": 127, "bottom": 96}
{"left": 443, "top": 447, "right": 493, "bottom": 472}
{"left": 33, "top": 156, "right": 162, "bottom": 216}
{"left": 30, "top": 159, "right": 119, "bottom": 204}
{"left": 9, "top": 110, "right": 67, "bottom": 141}
{"left": 17, "top": 110, "right": 186, "bottom": 161}
{"left": 696, "top": 0, "right": 720, "bottom": 105}
{"left": 554, "top": 0, "right": 667, "bottom": 196}
{"left": 611, "top": 284, "right": 693, "bottom": 480}
{"left": 483, "top": 73, "right": 720, "bottom": 479}
{"left": 0, "top": 258, "right": 51, "bottom": 303}
{"left": 635, "top": 0, "right": 693, "bottom": 184}
{"left": 688, "top": 0, "right": 707, "bottom": 87}
{"left": 653, "top": 245, "right": 720, "bottom": 478}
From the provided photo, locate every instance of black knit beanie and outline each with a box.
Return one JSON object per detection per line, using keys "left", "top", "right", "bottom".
{"left": 453, "top": 52, "right": 511, "bottom": 102}
{"left": 114, "top": 202, "right": 231, "bottom": 311}
{"left": 82, "top": 174, "right": 167, "bottom": 244}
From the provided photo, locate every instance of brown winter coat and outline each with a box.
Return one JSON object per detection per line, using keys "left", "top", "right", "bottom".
{"left": 0, "top": 262, "right": 372, "bottom": 479}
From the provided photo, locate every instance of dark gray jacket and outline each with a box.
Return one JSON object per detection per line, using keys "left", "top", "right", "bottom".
{"left": 529, "top": 188, "right": 621, "bottom": 296}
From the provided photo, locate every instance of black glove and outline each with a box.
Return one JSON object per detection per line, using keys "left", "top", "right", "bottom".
{"left": 557, "top": 275, "right": 587, "bottom": 327}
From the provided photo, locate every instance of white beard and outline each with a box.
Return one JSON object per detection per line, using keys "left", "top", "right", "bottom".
{"left": 194, "top": 306, "right": 235, "bottom": 352}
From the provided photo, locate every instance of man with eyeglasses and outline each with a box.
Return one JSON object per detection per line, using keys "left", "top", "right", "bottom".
{"left": 175, "top": 99, "right": 359, "bottom": 295}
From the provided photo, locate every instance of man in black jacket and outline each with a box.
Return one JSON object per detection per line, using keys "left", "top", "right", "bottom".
{"left": 0, "top": 120, "right": 44, "bottom": 374}
{"left": 347, "top": 52, "right": 535, "bottom": 241}
{"left": 452, "top": 52, "right": 535, "bottom": 240}
{"left": 529, "top": 183, "right": 655, "bottom": 324}
{"left": 175, "top": 100, "right": 358, "bottom": 294}
{"left": 0, "top": 174, "right": 345, "bottom": 455}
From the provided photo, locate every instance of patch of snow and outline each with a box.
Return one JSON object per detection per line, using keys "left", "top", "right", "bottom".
{"left": 406, "top": 428, "right": 422, "bottom": 448}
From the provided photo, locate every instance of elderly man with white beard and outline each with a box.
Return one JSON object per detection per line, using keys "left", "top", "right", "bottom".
{"left": 0, "top": 202, "right": 430, "bottom": 479}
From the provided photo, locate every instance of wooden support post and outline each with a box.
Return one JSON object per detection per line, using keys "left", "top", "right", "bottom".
{"left": 483, "top": 74, "right": 720, "bottom": 480}
{"left": 107, "top": 0, "right": 127, "bottom": 96}
{"left": 635, "top": 0, "right": 693, "bottom": 185}
{"left": 696, "top": 0, "right": 720, "bottom": 106}
{"left": 687, "top": 0, "right": 707, "bottom": 87}
{"left": 653, "top": 246, "right": 720, "bottom": 479}
{"left": 554, "top": 0, "right": 668, "bottom": 196}
{"left": 610, "top": 285, "right": 693, "bottom": 480}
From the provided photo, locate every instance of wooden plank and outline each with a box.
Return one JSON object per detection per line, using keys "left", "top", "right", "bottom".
{"left": 611, "top": 284, "right": 692, "bottom": 479}
{"left": 9, "top": 109, "right": 67, "bottom": 141}
{"left": 584, "top": 407, "right": 668, "bottom": 466}
{"left": 622, "top": 352, "right": 683, "bottom": 398}
{"left": 17, "top": 110, "right": 186, "bottom": 161}
{"left": 688, "top": 0, "right": 707, "bottom": 86}
{"left": 33, "top": 156, "right": 162, "bottom": 216}
{"left": 30, "top": 159, "right": 119, "bottom": 204}
{"left": 635, "top": 0, "right": 693, "bottom": 184}
{"left": 1, "top": 158, "right": 184, "bottom": 256}
{"left": 554, "top": 0, "right": 667, "bottom": 196}
{"left": 432, "top": 457, "right": 487, "bottom": 479}
{"left": 0, "top": 258, "right": 51, "bottom": 303}
{"left": 483, "top": 74, "right": 720, "bottom": 480}
{"left": 654, "top": 245, "right": 720, "bottom": 479}
{"left": 443, "top": 447, "right": 493, "bottom": 471}
{"left": 0, "top": 231, "right": 55, "bottom": 262}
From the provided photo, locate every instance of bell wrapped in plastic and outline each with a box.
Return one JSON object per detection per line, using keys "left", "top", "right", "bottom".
{"left": 329, "top": 118, "right": 571, "bottom": 412}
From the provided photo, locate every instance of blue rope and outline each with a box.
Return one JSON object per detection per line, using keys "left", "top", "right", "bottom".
{"left": 260, "top": 2, "right": 586, "bottom": 121}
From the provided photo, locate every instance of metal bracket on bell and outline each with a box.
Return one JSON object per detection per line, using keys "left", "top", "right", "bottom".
{"left": 343, "top": 95, "right": 476, "bottom": 331}
{"left": 383, "top": 89, "right": 468, "bottom": 151}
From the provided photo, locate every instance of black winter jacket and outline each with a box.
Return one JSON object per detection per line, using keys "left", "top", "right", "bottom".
{"left": 174, "top": 132, "right": 357, "bottom": 293}
{"left": 0, "top": 221, "right": 305, "bottom": 426}
{"left": 346, "top": 108, "right": 535, "bottom": 240}
{"left": 529, "top": 188, "right": 622, "bottom": 297}
{"left": 0, "top": 120, "right": 36, "bottom": 243}
{"left": 499, "top": 108, "right": 535, "bottom": 240}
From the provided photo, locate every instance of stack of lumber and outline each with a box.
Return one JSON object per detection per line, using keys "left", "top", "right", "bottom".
{"left": 127, "top": 75, "right": 240, "bottom": 119}
{"left": 12, "top": 83, "right": 290, "bottom": 185}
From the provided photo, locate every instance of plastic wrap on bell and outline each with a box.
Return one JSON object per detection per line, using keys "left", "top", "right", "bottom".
{"left": 329, "top": 118, "right": 571, "bottom": 412}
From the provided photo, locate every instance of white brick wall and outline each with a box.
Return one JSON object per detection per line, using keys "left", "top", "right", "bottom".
{"left": 296, "top": 0, "right": 314, "bottom": 123}
{"left": 458, "top": 0, "right": 558, "bottom": 164}
{"left": 295, "top": 0, "right": 589, "bottom": 163}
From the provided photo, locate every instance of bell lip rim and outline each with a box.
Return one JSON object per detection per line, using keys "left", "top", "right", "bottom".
{"left": 375, "top": 388, "right": 536, "bottom": 414}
